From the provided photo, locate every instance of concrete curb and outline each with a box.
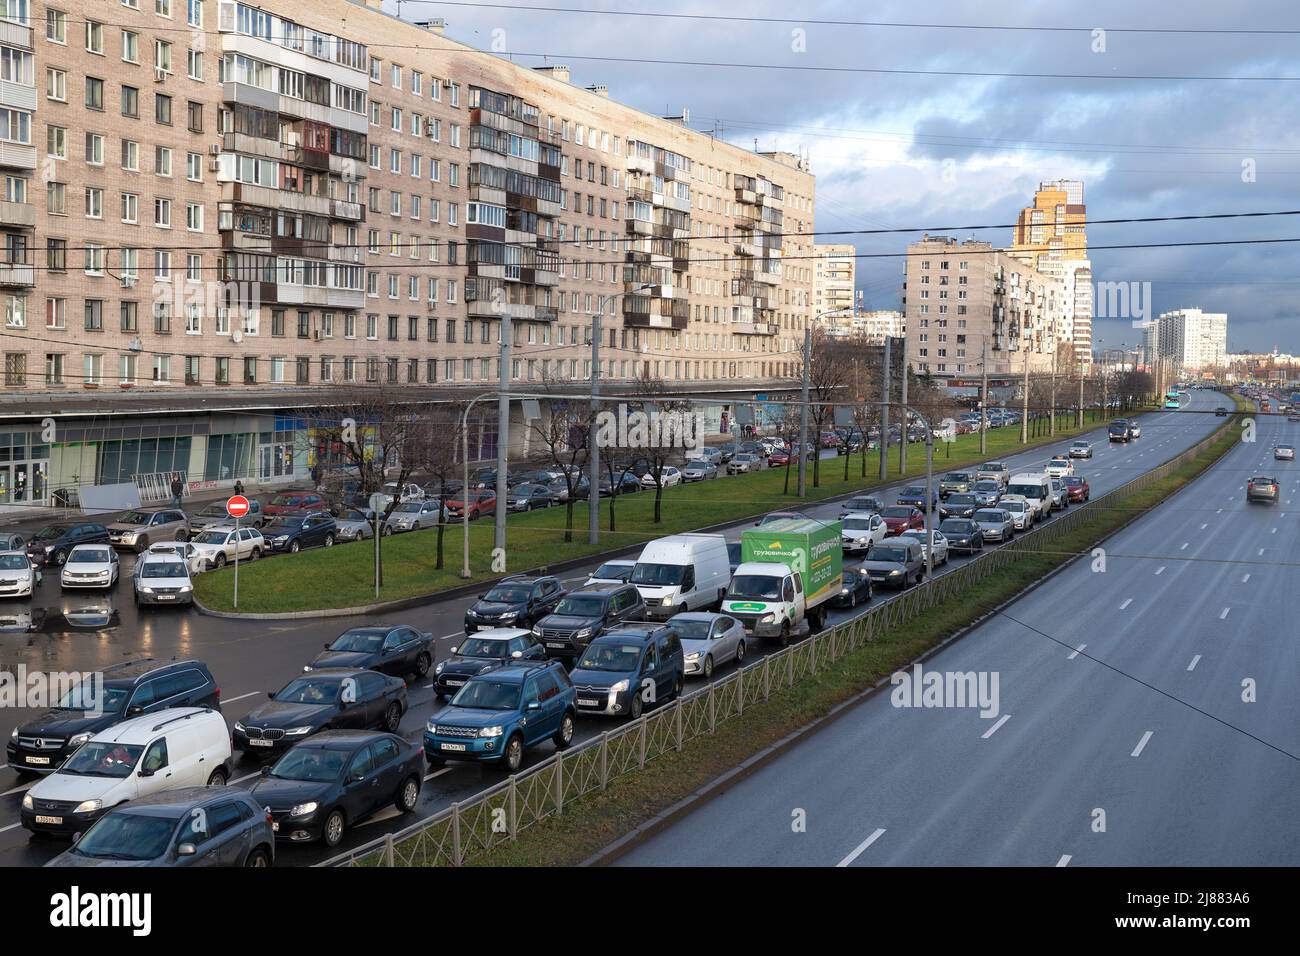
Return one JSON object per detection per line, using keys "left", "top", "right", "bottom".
{"left": 193, "top": 414, "right": 1147, "bottom": 619}
{"left": 580, "top": 411, "right": 1238, "bottom": 866}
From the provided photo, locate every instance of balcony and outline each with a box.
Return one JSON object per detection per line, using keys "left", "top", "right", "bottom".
{"left": 0, "top": 261, "right": 34, "bottom": 287}
{"left": 0, "top": 20, "right": 33, "bottom": 50}
{"left": 734, "top": 322, "right": 778, "bottom": 336}
{"left": 0, "top": 199, "right": 35, "bottom": 228}
{"left": 0, "top": 140, "right": 36, "bottom": 170}
{"left": 331, "top": 199, "right": 364, "bottom": 221}
{"left": 0, "top": 79, "right": 36, "bottom": 112}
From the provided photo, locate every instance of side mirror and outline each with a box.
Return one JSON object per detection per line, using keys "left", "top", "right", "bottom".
{"left": 526, "top": 700, "right": 540, "bottom": 710}
{"left": 260, "top": 766, "right": 272, "bottom": 776}
{"left": 127, "top": 706, "right": 144, "bottom": 716}
{"left": 349, "top": 771, "right": 365, "bottom": 783}
{"left": 266, "top": 691, "right": 275, "bottom": 699}
{"left": 511, "top": 650, "right": 523, "bottom": 659}
{"left": 176, "top": 842, "right": 197, "bottom": 857}
{"left": 323, "top": 643, "right": 331, "bottom": 650}
{"left": 449, "top": 645, "right": 458, "bottom": 655}
{"left": 138, "top": 766, "right": 155, "bottom": 778}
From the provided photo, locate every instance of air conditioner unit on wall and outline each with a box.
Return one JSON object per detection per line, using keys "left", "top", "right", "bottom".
{"left": 155, "top": 67, "right": 170, "bottom": 83}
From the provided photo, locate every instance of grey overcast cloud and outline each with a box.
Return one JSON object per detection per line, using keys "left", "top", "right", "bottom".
{"left": 402, "top": 0, "right": 1300, "bottom": 354}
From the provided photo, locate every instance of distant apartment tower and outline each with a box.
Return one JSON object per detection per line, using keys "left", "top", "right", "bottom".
{"left": 1008, "top": 180, "right": 1092, "bottom": 366}
{"left": 1149, "top": 308, "right": 1228, "bottom": 372}
{"left": 812, "top": 243, "right": 855, "bottom": 321}
{"left": 903, "top": 235, "right": 1068, "bottom": 382}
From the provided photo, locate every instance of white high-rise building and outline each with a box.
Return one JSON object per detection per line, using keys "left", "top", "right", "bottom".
{"left": 1149, "top": 309, "right": 1228, "bottom": 372}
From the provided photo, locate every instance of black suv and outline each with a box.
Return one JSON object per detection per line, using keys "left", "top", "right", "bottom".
{"left": 25, "top": 522, "right": 111, "bottom": 566}
{"left": 433, "top": 629, "right": 548, "bottom": 700}
{"left": 533, "top": 584, "right": 647, "bottom": 663}
{"left": 7, "top": 658, "right": 221, "bottom": 774}
{"left": 48, "top": 787, "right": 275, "bottom": 867}
{"left": 463, "top": 575, "right": 566, "bottom": 633}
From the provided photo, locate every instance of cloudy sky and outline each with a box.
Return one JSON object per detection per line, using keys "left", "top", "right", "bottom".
{"left": 386, "top": 0, "right": 1300, "bottom": 354}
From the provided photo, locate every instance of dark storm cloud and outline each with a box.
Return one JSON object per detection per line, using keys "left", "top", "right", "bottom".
{"left": 394, "top": 0, "right": 1300, "bottom": 350}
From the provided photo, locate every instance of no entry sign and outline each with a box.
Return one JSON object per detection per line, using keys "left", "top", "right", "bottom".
{"left": 226, "top": 495, "right": 251, "bottom": 519}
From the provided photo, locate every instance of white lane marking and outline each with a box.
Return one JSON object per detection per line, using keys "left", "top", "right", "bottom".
{"left": 222, "top": 691, "right": 261, "bottom": 704}
{"left": 1259, "top": 548, "right": 1266, "bottom": 556}
{"left": 1067, "top": 643, "right": 1086, "bottom": 660}
{"left": 1131, "top": 731, "right": 1154, "bottom": 757}
{"left": 1242, "top": 573, "right": 1251, "bottom": 584}
{"left": 1200, "top": 523, "right": 1208, "bottom": 530}
{"left": 0, "top": 764, "right": 6, "bottom": 771}
{"left": 439, "top": 632, "right": 463, "bottom": 641}
{"left": 0, "top": 822, "right": 22, "bottom": 833}
{"left": 1, "top": 782, "right": 33, "bottom": 797}
{"left": 423, "top": 767, "right": 454, "bottom": 782}
{"left": 1216, "top": 509, "right": 1222, "bottom": 514}
{"left": 1154, "top": 566, "right": 1166, "bottom": 575}
{"left": 1220, "top": 607, "right": 1231, "bottom": 620}
{"left": 1119, "top": 598, "right": 1133, "bottom": 610}
{"left": 982, "top": 714, "right": 1012, "bottom": 739}
{"left": 1187, "top": 655, "right": 1201, "bottom": 672}
{"left": 1056, "top": 854, "right": 1072, "bottom": 867}
{"left": 1271, "top": 527, "right": 1278, "bottom": 534}
{"left": 229, "top": 771, "right": 262, "bottom": 785}
{"left": 836, "top": 828, "right": 887, "bottom": 867}
{"left": 1180, "top": 542, "right": 1189, "bottom": 550}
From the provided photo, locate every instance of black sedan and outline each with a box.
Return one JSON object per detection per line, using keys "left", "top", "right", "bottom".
{"left": 463, "top": 575, "right": 565, "bottom": 633}
{"left": 831, "top": 569, "right": 873, "bottom": 609}
{"left": 249, "top": 731, "right": 423, "bottom": 847}
{"left": 304, "top": 625, "right": 434, "bottom": 679}
{"left": 939, "top": 518, "right": 985, "bottom": 555}
{"left": 941, "top": 493, "right": 982, "bottom": 519}
{"left": 234, "top": 669, "right": 407, "bottom": 757}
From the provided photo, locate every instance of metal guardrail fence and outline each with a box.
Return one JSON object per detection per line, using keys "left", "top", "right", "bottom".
{"left": 321, "top": 416, "right": 1236, "bottom": 867}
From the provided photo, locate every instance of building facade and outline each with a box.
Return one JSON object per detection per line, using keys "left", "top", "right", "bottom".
{"left": 824, "top": 308, "right": 902, "bottom": 343}
{"left": 0, "top": 0, "right": 816, "bottom": 503}
{"left": 903, "top": 235, "right": 1067, "bottom": 383}
{"left": 1147, "top": 308, "right": 1228, "bottom": 373}
{"left": 812, "top": 242, "right": 854, "bottom": 321}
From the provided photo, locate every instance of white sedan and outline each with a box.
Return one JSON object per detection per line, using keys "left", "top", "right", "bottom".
{"left": 60, "top": 544, "right": 120, "bottom": 589}
{"left": 0, "top": 551, "right": 41, "bottom": 598}
{"left": 1275, "top": 444, "right": 1295, "bottom": 461}
{"left": 189, "top": 526, "right": 266, "bottom": 569}
{"left": 1045, "top": 457, "right": 1074, "bottom": 478}
{"left": 901, "top": 529, "right": 950, "bottom": 566}
{"left": 840, "top": 511, "right": 887, "bottom": 554}
{"left": 641, "top": 466, "right": 682, "bottom": 488}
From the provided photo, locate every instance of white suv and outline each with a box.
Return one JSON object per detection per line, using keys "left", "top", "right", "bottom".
{"left": 20, "top": 707, "right": 232, "bottom": 839}
{"left": 190, "top": 525, "right": 266, "bottom": 569}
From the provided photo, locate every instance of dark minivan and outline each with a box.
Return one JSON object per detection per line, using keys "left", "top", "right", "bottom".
{"left": 7, "top": 659, "right": 221, "bottom": 774}
{"left": 568, "top": 624, "right": 686, "bottom": 719}
{"left": 532, "top": 584, "right": 647, "bottom": 662}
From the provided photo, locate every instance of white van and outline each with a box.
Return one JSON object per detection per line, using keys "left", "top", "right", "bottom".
{"left": 20, "top": 707, "right": 232, "bottom": 838}
{"left": 1006, "top": 472, "right": 1052, "bottom": 518}
{"left": 630, "top": 533, "right": 732, "bottom": 620}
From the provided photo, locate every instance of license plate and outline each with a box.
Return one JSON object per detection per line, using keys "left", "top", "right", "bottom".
{"left": 444, "top": 680, "right": 465, "bottom": 687}
{"left": 35, "top": 815, "right": 62, "bottom": 825}
{"left": 440, "top": 743, "right": 466, "bottom": 752}
{"left": 546, "top": 642, "right": 565, "bottom": 649}
{"left": 476, "top": 625, "right": 492, "bottom": 631}
{"left": 25, "top": 755, "right": 50, "bottom": 765}
{"left": 248, "top": 738, "right": 273, "bottom": 747}
{"left": 577, "top": 698, "right": 601, "bottom": 707}
{"left": 156, "top": 594, "right": 175, "bottom": 601}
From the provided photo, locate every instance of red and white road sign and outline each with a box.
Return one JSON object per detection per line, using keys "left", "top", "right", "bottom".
{"left": 226, "top": 495, "right": 251, "bottom": 519}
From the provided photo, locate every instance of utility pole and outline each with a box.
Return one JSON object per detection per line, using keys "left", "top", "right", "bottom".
{"left": 798, "top": 326, "right": 810, "bottom": 498}
{"left": 879, "top": 336, "right": 891, "bottom": 481}
{"left": 588, "top": 305, "right": 602, "bottom": 544}
{"left": 1020, "top": 346, "right": 1030, "bottom": 444}
{"left": 898, "top": 335, "right": 908, "bottom": 474}
{"left": 493, "top": 313, "right": 511, "bottom": 554}
{"left": 1049, "top": 357, "right": 1057, "bottom": 436}
{"left": 980, "top": 338, "right": 988, "bottom": 456}
{"left": 1077, "top": 356, "right": 1085, "bottom": 428}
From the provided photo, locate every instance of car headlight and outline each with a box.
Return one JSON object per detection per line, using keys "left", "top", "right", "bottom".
{"left": 285, "top": 726, "right": 313, "bottom": 736}
{"left": 498, "top": 610, "right": 517, "bottom": 620}
{"left": 434, "top": 661, "right": 445, "bottom": 674}
{"left": 759, "top": 613, "right": 775, "bottom": 624}
{"left": 73, "top": 800, "right": 103, "bottom": 814}
{"left": 685, "top": 652, "right": 700, "bottom": 662}
{"left": 575, "top": 627, "right": 592, "bottom": 639}
{"left": 427, "top": 718, "right": 438, "bottom": 733}
{"left": 10, "top": 726, "right": 17, "bottom": 739}
{"left": 22, "top": 794, "right": 33, "bottom": 810}
{"left": 479, "top": 725, "right": 504, "bottom": 738}
{"left": 661, "top": 597, "right": 673, "bottom": 606}
{"left": 179, "top": 584, "right": 191, "bottom": 592}
{"left": 841, "top": 587, "right": 849, "bottom": 594}
{"left": 289, "top": 802, "right": 319, "bottom": 818}
{"left": 609, "top": 680, "right": 629, "bottom": 693}
{"left": 141, "top": 586, "right": 155, "bottom": 594}
{"left": 531, "top": 625, "right": 543, "bottom": 636}
{"left": 68, "top": 732, "right": 92, "bottom": 748}
{"left": 274, "top": 536, "right": 289, "bottom": 544}
{"left": 122, "top": 533, "right": 137, "bottom": 542}
{"left": 234, "top": 722, "right": 245, "bottom": 733}
{"left": 888, "top": 569, "right": 902, "bottom": 576}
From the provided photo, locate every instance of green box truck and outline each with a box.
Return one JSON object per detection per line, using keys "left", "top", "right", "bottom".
{"left": 723, "top": 518, "right": 843, "bottom": 644}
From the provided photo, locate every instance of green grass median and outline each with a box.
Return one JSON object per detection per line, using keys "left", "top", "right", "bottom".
{"left": 427, "top": 401, "right": 1245, "bottom": 867}
{"left": 195, "top": 408, "right": 1148, "bottom": 614}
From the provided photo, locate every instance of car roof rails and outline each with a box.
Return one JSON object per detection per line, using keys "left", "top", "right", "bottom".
{"left": 149, "top": 707, "right": 213, "bottom": 733}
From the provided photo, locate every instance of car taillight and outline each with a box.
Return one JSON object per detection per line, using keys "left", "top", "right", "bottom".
{"left": 215, "top": 686, "right": 221, "bottom": 699}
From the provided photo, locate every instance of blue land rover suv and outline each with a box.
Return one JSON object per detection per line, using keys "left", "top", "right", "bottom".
{"left": 423, "top": 661, "right": 576, "bottom": 773}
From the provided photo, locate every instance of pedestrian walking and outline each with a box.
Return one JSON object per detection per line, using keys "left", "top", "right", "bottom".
{"left": 310, "top": 462, "right": 323, "bottom": 491}
{"left": 170, "top": 473, "right": 184, "bottom": 508}
{"left": 233, "top": 479, "right": 245, "bottom": 497}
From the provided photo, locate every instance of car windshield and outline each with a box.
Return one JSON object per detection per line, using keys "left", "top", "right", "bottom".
{"left": 394, "top": 503, "right": 421, "bottom": 514}
{"left": 686, "top": 460, "right": 710, "bottom": 469}
{"left": 1279, "top": 446, "right": 1295, "bottom": 452}
{"left": 141, "top": 562, "right": 186, "bottom": 579}
{"left": 577, "top": 642, "right": 643, "bottom": 672}
{"left": 0, "top": 554, "right": 28, "bottom": 570}
{"left": 974, "top": 481, "right": 1000, "bottom": 492}
{"left": 455, "top": 638, "right": 509, "bottom": 659}
{"left": 33, "top": 526, "right": 70, "bottom": 541}
{"left": 1007, "top": 484, "right": 1044, "bottom": 499}
{"left": 591, "top": 562, "right": 632, "bottom": 581}
{"left": 199, "top": 503, "right": 228, "bottom": 516}
{"left": 881, "top": 506, "right": 913, "bottom": 518}
{"left": 116, "top": 511, "right": 153, "bottom": 526}
{"left": 871, "top": 546, "right": 909, "bottom": 563}
{"left": 270, "top": 495, "right": 302, "bottom": 506}
{"left": 193, "top": 530, "right": 231, "bottom": 545}
{"left": 69, "top": 548, "right": 111, "bottom": 564}
{"left": 843, "top": 518, "right": 875, "bottom": 531}
{"left": 1064, "top": 477, "right": 1083, "bottom": 486}
{"left": 329, "top": 630, "right": 385, "bottom": 652}
{"left": 902, "top": 487, "right": 926, "bottom": 496}
{"left": 973, "top": 510, "right": 1005, "bottom": 522}
{"left": 515, "top": 484, "right": 545, "bottom": 495}
{"left": 1003, "top": 501, "right": 1026, "bottom": 512}
{"left": 483, "top": 586, "right": 530, "bottom": 604}
{"left": 847, "top": 497, "right": 880, "bottom": 510}
{"left": 60, "top": 741, "right": 143, "bottom": 779}
{"left": 669, "top": 620, "right": 712, "bottom": 641}
{"left": 55, "top": 681, "right": 126, "bottom": 713}
{"left": 940, "top": 520, "right": 975, "bottom": 533}
{"left": 982, "top": 463, "right": 1005, "bottom": 471}
{"left": 450, "top": 680, "right": 520, "bottom": 710}
{"left": 728, "top": 574, "right": 781, "bottom": 600}
{"left": 339, "top": 510, "right": 368, "bottom": 522}
{"left": 73, "top": 812, "right": 180, "bottom": 861}
{"left": 554, "top": 595, "right": 607, "bottom": 616}
{"left": 274, "top": 677, "right": 341, "bottom": 704}
{"left": 271, "top": 747, "right": 347, "bottom": 782}
{"left": 943, "top": 474, "right": 970, "bottom": 482}
{"left": 1050, "top": 459, "right": 1069, "bottom": 466}
{"left": 1072, "top": 442, "right": 1088, "bottom": 448}
{"left": 947, "top": 495, "right": 978, "bottom": 505}
{"left": 630, "top": 563, "right": 686, "bottom": 586}
{"left": 759, "top": 513, "right": 802, "bottom": 525}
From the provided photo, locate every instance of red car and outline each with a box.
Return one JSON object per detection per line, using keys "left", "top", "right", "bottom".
{"left": 767, "top": 450, "right": 791, "bottom": 466}
{"left": 263, "top": 491, "right": 328, "bottom": 517}
{"left": 1062, "top": 476, "right": 1090, "bottom": 503}
{"left": 446, "top": 490, "right": 496, "bottom": 519}
{"left": 879, "top": 505, "right": 925, "bottom": 534}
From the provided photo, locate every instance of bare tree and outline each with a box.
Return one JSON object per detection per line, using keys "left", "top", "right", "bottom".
{"left": 404, "top": 402, "right": 465, "bottom": 571}
{"left": 528, "top": 381, "right": 593, "bottom": 543}
{"left": 798, "top": 327, "right": 853, "bottom": 488}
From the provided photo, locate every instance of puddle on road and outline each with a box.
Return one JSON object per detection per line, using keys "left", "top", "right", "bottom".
{"left": 0, "top": 604, "right": 121, "bottom": 634}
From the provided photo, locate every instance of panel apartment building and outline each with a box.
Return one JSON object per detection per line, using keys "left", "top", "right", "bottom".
{"left": 1143, "top": 308, "right": 1228, "bottom": 374}
{"left": 812, "top": 242, "right": 854, "bottom": 321}
{"left": 903, "top": 235, "right": 1069, "bottom": 385}
{"left": 0, "top": 0, "right": 815, "bottom": 505}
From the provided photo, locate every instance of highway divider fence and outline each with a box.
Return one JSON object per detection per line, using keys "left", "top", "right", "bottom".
{"left": 321, "top": 415, "right": 1236, "bottom": 867}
